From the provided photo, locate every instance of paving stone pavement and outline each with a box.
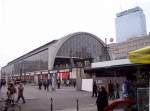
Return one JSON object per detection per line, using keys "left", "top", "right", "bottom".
{"left": 0, "top": 86, "right": 7, "bottom": 99}
{"left": 0, "top": 85, "right": 124, "bottom": 111}
{"left": 0, "top": 85, "right": 97, "bottom": 111}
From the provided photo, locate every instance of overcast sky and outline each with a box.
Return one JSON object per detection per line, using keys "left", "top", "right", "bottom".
{"left": 0, "top": 0, "right": 150, "bottom": 69}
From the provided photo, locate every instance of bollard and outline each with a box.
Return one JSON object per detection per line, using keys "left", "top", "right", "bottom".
{"left": 19, "top": 105, "right": 21, "bottom": 111}
{"left": 51, "top": 98, "right": 53, "bottom": 111}
{"left": 77, "top": 99, "right": 79, "bottom": 111}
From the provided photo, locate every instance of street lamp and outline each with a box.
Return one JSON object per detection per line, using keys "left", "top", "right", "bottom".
{"left": 11, "top": 70, "right": 14, "bottom": 80}
{"left": 23, "top": 60, "right": 26, "bottom": 82}
{"left": 20, "top": 68, "right": 22, "bottom": 80}
{"left": 19, "top": 60, "right": 25, "bottom": 81}
{"left": 105, "top": 38, "right": 109, "bottom": 61}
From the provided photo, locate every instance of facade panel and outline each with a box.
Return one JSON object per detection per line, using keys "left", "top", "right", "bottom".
{"left": 108, "top": 34, "right": 150, "bottom": 60}
{"left": 2, "top": 49, "right": 48, "bottom": 77}
{"left": 56, "top": 34, "right": 107, "bottom": 61}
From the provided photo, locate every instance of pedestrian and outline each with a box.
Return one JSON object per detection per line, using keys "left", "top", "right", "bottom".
{"left": 73, "top": 80, "right": 76, "bottom": 88}
{"left": 0, "top": 80, "right": 2, "bottom": 90}
{"left": 16, "top": 82, "right": 26, "bottom": 104}
{"left": 69, "top": 80, "right": 71, "bottom": 87}
{"left": 108, "top": 80, "right": 115, "bottom": 100}
{"left": 66, "top": 79, "right": 69, "bottom": 87}
{"left": 92, "top": 81, "right": 97, "bottom": 97}
{"left": 7, "top": 82, "right": 16, "bottom": 104}
{"left": 38, "top": 80, "right": 42, "bottom": 90}
{"left": 57, "top": 79, "right": 61, "bottom": 89}
{"left": 43, "top": 80, "right": 47, "bottom": 90}
{"left": 96, "top": 86, "right": 108, "bottom": 111}
{"left": 64, "top": 80, "right": 67, "bottom": 86}
{"left": 122, "top": 77, "right": 135, "bottom": 99}
{"left": 46, "top": 79, "right": 50, "bottom": 91}
{"left": 115, "top": 81, "right": 120, "bottom": 99}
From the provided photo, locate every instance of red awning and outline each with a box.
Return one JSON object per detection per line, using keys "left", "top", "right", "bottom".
{"left": 58, "top": 72, "right": 70, "bottom": 79}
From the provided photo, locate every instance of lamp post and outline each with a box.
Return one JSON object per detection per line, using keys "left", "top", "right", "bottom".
{"left": 50, "top": 70, "right": 57, "bottom": 91}
{"left": 20, "top": 68, "right": 22, "bottom": 80}
{"left": 105, "top": 38, "right": 108, "bottom": 61}
{"left": 23, "top": 60, "right": 26, "bottom": 83}
{"left": 11, "top": 70, "right": 14, "bottom": 80}
{"left": 20, "top": 60, "right": 25, "bottom": 81}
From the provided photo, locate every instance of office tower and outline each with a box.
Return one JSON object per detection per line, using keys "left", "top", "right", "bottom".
{"left": 115, "top": 7, "right": 147, "bottom": 42}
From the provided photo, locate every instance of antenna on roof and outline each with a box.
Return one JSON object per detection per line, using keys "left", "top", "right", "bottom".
{"left": 135, "top": 0, "right": 139, "bottom": 7}
{"left": 105, "top": 38, "right": 107, "bottom": 44}
{"left": 119, "top": 0, "right": 123, "bottom": 12}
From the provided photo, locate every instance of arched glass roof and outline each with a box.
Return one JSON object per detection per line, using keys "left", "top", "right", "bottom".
{"left": 48, "top": 32, "right": 110, "bottom": 70}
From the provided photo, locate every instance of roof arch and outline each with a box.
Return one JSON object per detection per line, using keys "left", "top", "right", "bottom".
{"left": 48, "top": 32, "right": 110, "bottom": 70}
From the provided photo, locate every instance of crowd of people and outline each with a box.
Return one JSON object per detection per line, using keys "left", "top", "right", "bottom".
{"left": 38, "top": 79, "right": 51, "bottom": 91}
{"left": 93, "top": 79, "right": 136, "bottom": 111}
{"left": 0, "top": 80, "right": 26, "bottom": 104}
{"left": 1, "top": 78, "right": 136, "bottom": 111}
{"left": 38, "top": 79, "right": 76, "bottom": 90}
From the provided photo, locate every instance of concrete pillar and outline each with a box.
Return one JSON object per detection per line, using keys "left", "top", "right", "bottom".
{"left": 76, "top": 68, "right": 84, "bottom": 91}
{"left": 51, "top": 73, "right": 56, "bottom": 91}
{"left": 34, "top": 74, "right": 38, "bottom": 85}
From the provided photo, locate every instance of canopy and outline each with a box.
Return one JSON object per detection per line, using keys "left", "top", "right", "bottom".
{"left": 128, "top": 46, "right": 150, "bottom": 64}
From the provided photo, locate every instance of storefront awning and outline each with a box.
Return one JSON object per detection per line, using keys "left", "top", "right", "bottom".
{"left": 128, "top": 46, "right": 150, "bottom": 64}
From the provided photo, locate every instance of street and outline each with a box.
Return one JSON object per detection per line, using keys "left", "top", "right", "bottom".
{"left": 0, "top": 85, "right": 97, "bottom": 111}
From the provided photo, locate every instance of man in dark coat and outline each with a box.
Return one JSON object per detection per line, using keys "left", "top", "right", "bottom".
{"left": 46, "top": 79, "right": 50, "bottom": 91}
{"left": 57, "top": 79, "right": 61, "bottom": 89}
{"left": 92, "top": 81, "right": 97, "bottom": 97}
{"left": 108, "top": 80, "right": 115, "bottom": 100}
{"left": 43, "top": 80, "right": 47, "bottom": 90}
{"left": 115, "top": 81, "right": 120, "bottom": 99}
{"left": 96, "top": 86, "right": 108, "bottom": 111}
{"left": 38, "top": 80, "right": 42, "bottom": 90}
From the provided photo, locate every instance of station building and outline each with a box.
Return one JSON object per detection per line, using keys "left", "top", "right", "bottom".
{"left": 1, "top": 32, "right": 110, "bottom": 85}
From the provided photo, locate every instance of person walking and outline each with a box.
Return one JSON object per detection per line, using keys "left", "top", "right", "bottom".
{"left": 0, "top": 80, "right": 2, "bottom": 90}
{"left": 46, "top": 79, "right": 50, "bottom": 91}
{"left": 92, "top": 81, "right": 97, "bottom": 97}
{"left": 38, "top": 80, "right": 42, "bottom": 90}
{"left": 96, "top": 86, "right": 108, "bottom": 111}
{"left": 57, "top": 79, "right": 61, "bottom": 89}
{"left": 16, "top": 83, "right": 26, "bottom": 104}
{"left": 73, "top": 80, "right": 76, "bottom": 88}
{"left": 122, "top": 77, "right": 136, "bottom": 99}
{"left": 115, "top": 81, "right": 120, "bottom": 99}
{"left": 66, "top": 79, "right": 69, "bottom": 87}
{"left": 7, "top": 82, "right": 16, "bottom": 104}
{"left": 43, "top": 80, "right": 47, "bottom": 90}
{"left": 108, "top": 80, "right": 115, "bottom": 100}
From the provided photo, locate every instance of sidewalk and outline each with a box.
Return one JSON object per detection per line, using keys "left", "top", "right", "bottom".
{"left": 21, "top": 85, "right": 97, "bottom": 111}
{"left": 58, "top": 103, "right": 124, "bottom": 111}
{"left": 0, "top": 86, "right": 7, "bottom": 99}
{"left": 58, "top": 103, "right": 96, "bottom": 111}
{"left": 0, "top": 85, "right": 124, "bottom": 111}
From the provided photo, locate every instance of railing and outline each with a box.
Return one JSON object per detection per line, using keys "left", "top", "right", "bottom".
{"left": 136, "top": 87, "right": 149, "bottom": 111}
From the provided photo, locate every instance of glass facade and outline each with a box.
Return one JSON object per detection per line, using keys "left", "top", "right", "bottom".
{"left": 57, "top": 33, "right": 109, "bottom": 61}
{"left": 2, "top": 49, "right": 48, "bottom": 75}
{"left": 54, "top": 33, "right": 110, "bottom": 69}
{"left": 1, "top": 32, "right": 110, "bottom": 76}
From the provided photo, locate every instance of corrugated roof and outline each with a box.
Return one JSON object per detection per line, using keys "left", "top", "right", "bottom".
{"left": 8, "top": 40, "right": 58, "bottom": 65}
{"left": 92, "top": 59, "right": 132, "bottom": 69}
